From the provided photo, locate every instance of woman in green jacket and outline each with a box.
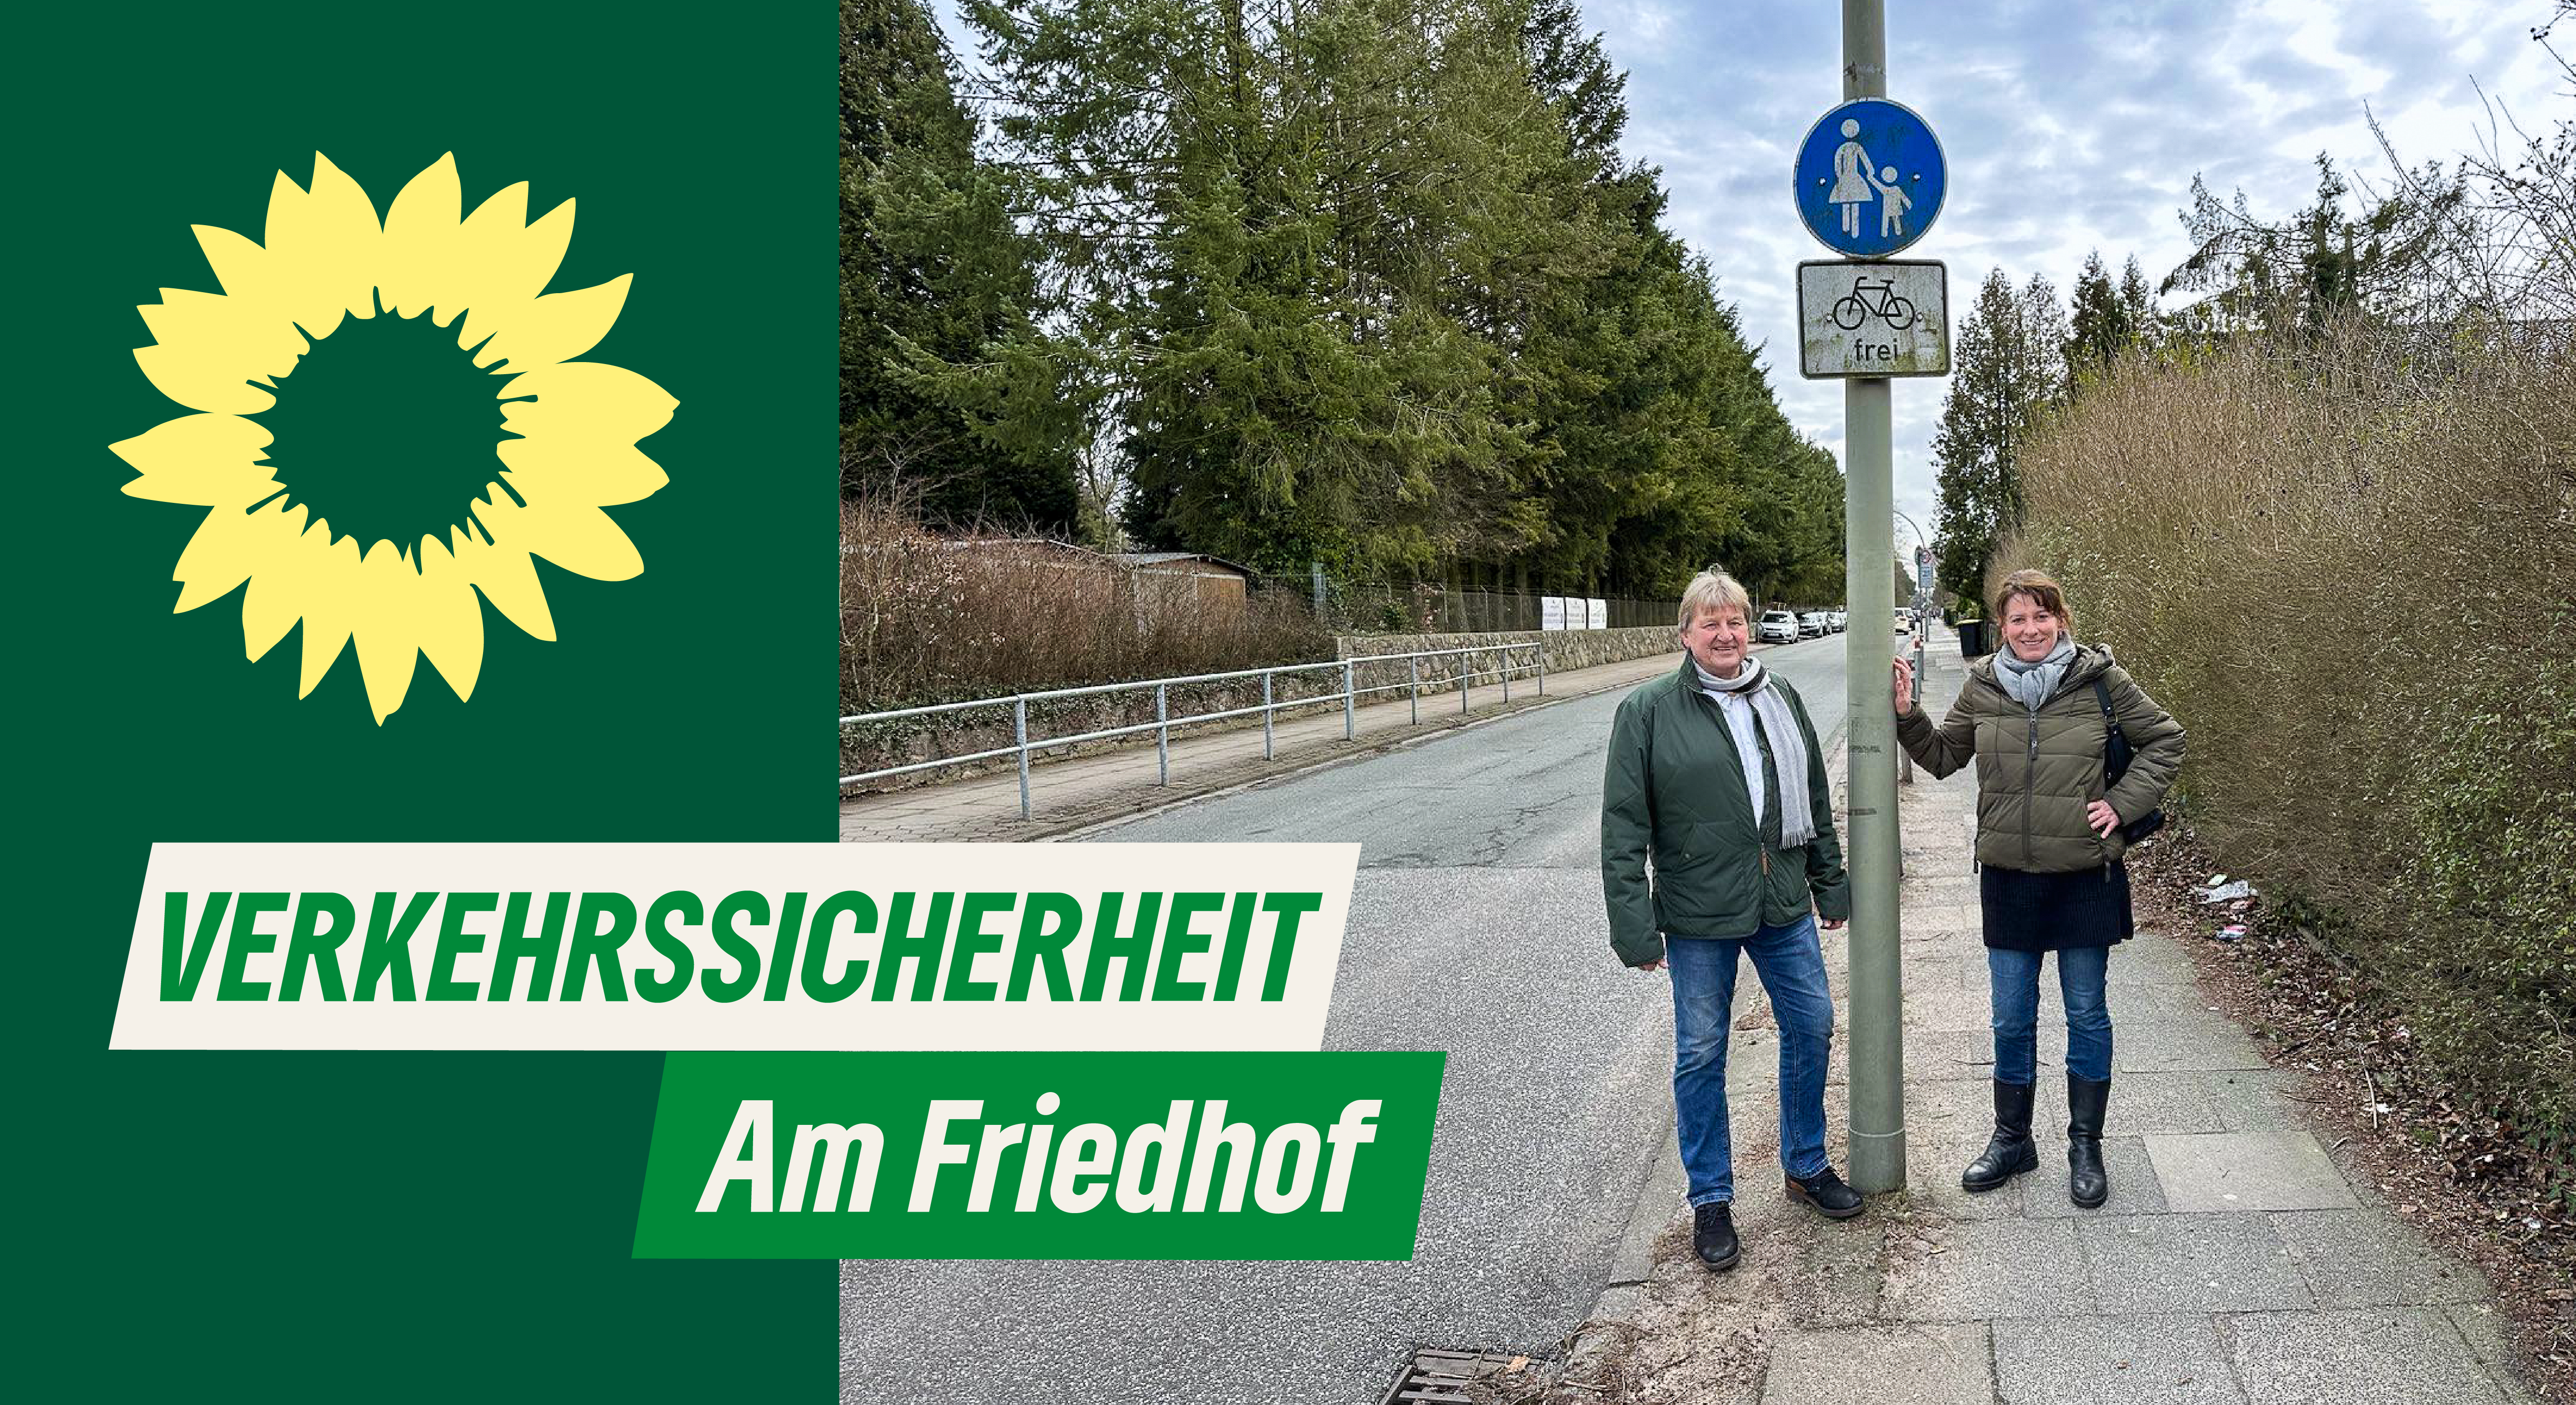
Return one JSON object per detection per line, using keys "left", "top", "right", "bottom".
{"left": 1603, "top": 568, "right": 1860, "bottom": 1272}
{"left": 1891, "top": 569, "right": 2184, "bottom": 1208}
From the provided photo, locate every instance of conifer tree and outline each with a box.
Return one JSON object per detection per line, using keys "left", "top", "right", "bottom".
{"left": 844, "top": 0, "right": 1081, "bottom": 530}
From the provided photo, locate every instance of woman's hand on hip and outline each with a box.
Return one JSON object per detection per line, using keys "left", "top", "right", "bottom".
{"left": 1891, "top": 657, "right": 1915, "bottom": 715}
{"left": 2087, "top": 800, "right": 2120, "bottom": 837}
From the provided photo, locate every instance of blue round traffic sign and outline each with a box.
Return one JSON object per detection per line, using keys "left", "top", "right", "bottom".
{"left": 1794, "top": 98, "right": 1945, "bottom": 257}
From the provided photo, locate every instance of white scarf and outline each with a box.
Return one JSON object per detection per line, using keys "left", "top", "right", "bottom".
{"left": 1689, "top": 656, "right": 1818, "bottom": 848}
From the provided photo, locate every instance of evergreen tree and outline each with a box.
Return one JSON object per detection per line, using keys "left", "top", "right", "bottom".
{"left": 844, "top": 0, "right": 1080, "bottom": 530}
{"left": 2115, "top": 254, "right": 2162, "bottom": 352}
{"left": 2063, "top": 249, "right": 2129, "bottom": 385}
{"left": 959, "top": 0, "right": 1845, "bottom": 592}
{"left": 2163, "top": 153, "right": 2460, "bottom": 338}
{"left": 1932, "top": 268, "right": 2062, "bottom": 603}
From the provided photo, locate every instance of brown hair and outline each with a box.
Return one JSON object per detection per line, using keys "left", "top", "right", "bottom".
{"left": 1992, "top": 568, "right": 2074, "bottom": 634}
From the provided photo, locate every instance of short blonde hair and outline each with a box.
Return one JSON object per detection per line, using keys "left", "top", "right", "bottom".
{"left": 1993, "top": 568, "right": 2074, "bottom": 634}
{"left": 1676, "top": 568, "right": 1753, "bottom": 630}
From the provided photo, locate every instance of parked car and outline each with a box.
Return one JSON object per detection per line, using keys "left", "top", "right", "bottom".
{"left": 1757, "top": 609, "right": 1800, "bottom": 644}
{"left": 1829, "top": 609, "right": 1849, "bottom": 632}
{"left": 1798, "top": 611, "right": 1829, "bottom": 638}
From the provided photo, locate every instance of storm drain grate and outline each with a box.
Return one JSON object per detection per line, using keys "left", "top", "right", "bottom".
{"left": 1377, "top": 1348, "right": 1531, "bottom": 1405}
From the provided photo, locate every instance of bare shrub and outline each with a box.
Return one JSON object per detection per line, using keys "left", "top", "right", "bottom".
{"left": 2008, "top": 316, "right": 2576, "bottom": 1179}
{"left": 840, "top": 495, "right": 1337, "bottom": 782}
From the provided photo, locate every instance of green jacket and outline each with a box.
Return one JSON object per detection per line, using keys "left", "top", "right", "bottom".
{"left": 1895, "top": 643, "right": 2186, "bottom": 873}
{"left": 1600, "top": 659, "right": 1851, "bottom": 967}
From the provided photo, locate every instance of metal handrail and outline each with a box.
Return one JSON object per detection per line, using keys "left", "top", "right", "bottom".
{"left": 840, "top": 641, "right": 1550, "bottom": 818}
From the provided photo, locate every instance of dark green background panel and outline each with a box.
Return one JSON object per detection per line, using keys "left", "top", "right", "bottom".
{"left": 9, "top": 3, "right": 836, "bottom": 1399}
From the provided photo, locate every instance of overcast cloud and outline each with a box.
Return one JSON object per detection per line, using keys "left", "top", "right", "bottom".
{"left": 1589, "top": 0, "right": 2565, "bottom": 559}
{"left": 928, "top": 0, "right": 2567, "bottom": 567}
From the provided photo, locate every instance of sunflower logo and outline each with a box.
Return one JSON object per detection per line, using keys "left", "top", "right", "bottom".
{"left": 110, "top": 153, "right": 674, "bottom": 723}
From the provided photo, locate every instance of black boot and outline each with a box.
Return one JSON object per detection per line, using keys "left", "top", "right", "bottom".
{"left": 1692, "top": 1201, "right": 1740, "bottom": 1271}
{"left": 2067, "top": 1073, "right": 2111, "bottom": 1209}
{"left": 1960, "top": 1079, "right": 2041, "bottom": 1192}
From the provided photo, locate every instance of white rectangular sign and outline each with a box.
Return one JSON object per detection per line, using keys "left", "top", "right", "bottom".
{"left": 1796, "top": 259, "right": 1949, "bottom": 378}
{"left": 109, "top": 842, "right": 1358, "bottom": 1052}
{"left": 1541, "top": 596, "right": 1567, "bottom": 630}
{"left": 1586, "top": 598, "right": 1607, "bottom": 630}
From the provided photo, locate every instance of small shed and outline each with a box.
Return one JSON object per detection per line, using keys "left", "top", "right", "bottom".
{"left": 1114, "top": 551, "right": 1256, "bottom": 623}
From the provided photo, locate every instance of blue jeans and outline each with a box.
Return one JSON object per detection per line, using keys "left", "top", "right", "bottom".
{"left": 1988, "top": 946, "right": 2113, "bottom": 1083}
{"left": 1667, "top": 916, "right": 1834, "bottom": 1207}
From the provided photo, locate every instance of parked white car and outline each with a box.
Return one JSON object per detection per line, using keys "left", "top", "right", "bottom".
{"left": 1829, "top": 609, "right": 1849, "bottom": 632}
{"left": 1757, "top": 610, "right": 1800, "bottom": 644}
{"left": 1798, "top": 611, "right": 1830, "bottom": 638}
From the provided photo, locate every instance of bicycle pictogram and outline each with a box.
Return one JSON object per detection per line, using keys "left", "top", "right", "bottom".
{"left": 1833, "top": 275, "right": 1918, "bottom": 332}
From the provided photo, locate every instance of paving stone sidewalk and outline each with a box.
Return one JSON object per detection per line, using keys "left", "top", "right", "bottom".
{"left": 1756, "top": 632, "right": 2537, "bottom": 1405}
{"left": 839, "top": 647, "right": 1694, "bottom": 841}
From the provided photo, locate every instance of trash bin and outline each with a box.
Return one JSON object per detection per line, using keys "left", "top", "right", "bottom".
{"left": 1956, "top": 618, "right": 1989, "bottom": 657}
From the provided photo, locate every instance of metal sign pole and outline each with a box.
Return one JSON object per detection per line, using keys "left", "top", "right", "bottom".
{"left": 1840, "top": 0, "right": 1908, "bottom": 1195}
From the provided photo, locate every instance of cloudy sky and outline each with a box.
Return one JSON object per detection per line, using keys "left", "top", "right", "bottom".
{"left": 929, "top": 0, "right": 2566, "bottom": 563}
{"left": 1580, "top": 0, "right": 2564, "bottom": 553}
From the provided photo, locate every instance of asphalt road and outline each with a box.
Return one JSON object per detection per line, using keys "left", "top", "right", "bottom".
{"left": 839, "top": 634, "right": 1856, "bottom": 1404}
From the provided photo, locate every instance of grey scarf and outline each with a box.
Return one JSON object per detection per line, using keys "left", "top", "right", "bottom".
{"left": 1690, "top": 656, "right": 1818, "bottom": 847}
{"left": 1994, "top": 634, "right": 2077, "bottom": 713}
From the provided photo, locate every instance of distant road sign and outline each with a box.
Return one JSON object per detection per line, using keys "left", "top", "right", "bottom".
{"left": 1794, "top": 98, "right": 1945, "bottom": 257}
{"left": 1796, "top": 260, "right": 1949, "bottom": 378}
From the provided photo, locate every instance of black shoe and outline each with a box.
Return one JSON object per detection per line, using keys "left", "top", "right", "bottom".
{"left": 1784, "top": 1165, "right": 1866, "bottom": 1219}
{"left": 1961, "top": 1078, "right": 2042, "bottom": 1192}
{"left": 2067, "top": 1073, "right": 2111, "bottom": 1209}
{"left": 1692, "top": 1201, "right": 1740, "bottom": 1271}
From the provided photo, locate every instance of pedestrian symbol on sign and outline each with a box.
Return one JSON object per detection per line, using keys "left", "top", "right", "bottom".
{"left": 1828, "top": 120, "right": 1874, "bottom": 238}
{"left": 1794, "top": 98, "right": 1944, "bottom": 257}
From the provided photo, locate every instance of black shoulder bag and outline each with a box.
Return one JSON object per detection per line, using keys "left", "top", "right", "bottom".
{"left": 2092, "top": 676, "right": 2165, "bottom": 843}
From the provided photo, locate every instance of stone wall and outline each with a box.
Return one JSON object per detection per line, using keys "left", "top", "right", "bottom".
{"left": 1336, "top": 625, "right": 1678, "bottom": 678}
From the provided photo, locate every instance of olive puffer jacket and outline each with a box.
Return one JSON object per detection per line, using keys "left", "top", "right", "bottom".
{"left": 1895, "top": 642, "right": 2185, "bottom": 873}
{"left": 1601, "top": 659, "right": 1852, "bottom": 967}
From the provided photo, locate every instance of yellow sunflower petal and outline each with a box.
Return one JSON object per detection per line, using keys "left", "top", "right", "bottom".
{"left": 499, "top": 361, "right": 677, "bottom": 442}
{"left": 453, "top": 191, "right": 576, "bottom": 344}
{"left": 132, "top": 288, "right": 309, "bottom": 415}
{"left": 263, "top": 154, "right": 382, "bottom": 340}
{"left": 472, "top": 478, "right": 643, "bottom": 581}
{"left": 413, "top": 535, "right": 486, "bottom": 702}
{"left": 472, "top": 275, "right": 631, "bottom": 373}
{"left": 111, "top": 414, "right": 279, "bottom": 509}
{"left": 170, "top": 499, "right": 308, "bottom": 614}
{"left": 493, "top": 362, "right": 676, "bottom": 506}
{"left": 348, "top": 541, "right": 427, "bottom": 723}
{"left": 192, "top": 224, "right": 275, "bottom": 303}
{"left": 452, "top": 525, "right": 557, "bottom": 642}
{"left": 240, "top": 517, "right": 348, "bottom": 663}
{"left": 495, "top": 437, "right": 668, "bottom": 508}
{"left": 378, "top": 152, "right": 463, "bottom": 322}
{"left": 291, "top": 526, "right": 364, "bottom": 698}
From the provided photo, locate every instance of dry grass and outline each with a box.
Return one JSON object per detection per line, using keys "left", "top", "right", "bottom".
{"left": 839, "top": 496, "right": 1338, "bottom": 783}
{"left": 2002, "top": 317, "right": 2576, "bottom": 1188}
{"left": 840, "top": 497, "right": 1333, "bottom": 713}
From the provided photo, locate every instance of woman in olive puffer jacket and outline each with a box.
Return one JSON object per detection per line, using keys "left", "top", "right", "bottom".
{"left": 1891, "top": 569, "right": 2184, "bottom": 1209}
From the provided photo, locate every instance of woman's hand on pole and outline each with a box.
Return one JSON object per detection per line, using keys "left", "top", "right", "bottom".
{"left": 1892, "top": 656, "right": 1915, "bottom": 715}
